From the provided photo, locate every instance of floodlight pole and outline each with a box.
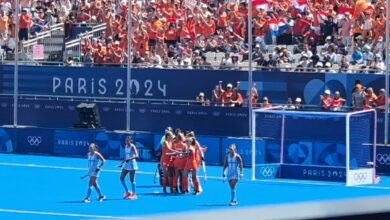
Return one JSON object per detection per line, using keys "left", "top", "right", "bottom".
{"left": 126, "top": 0, "right": 133, "bottom": 132}
{"left": 13, "top": 0, "right": 20, "bottom": 127}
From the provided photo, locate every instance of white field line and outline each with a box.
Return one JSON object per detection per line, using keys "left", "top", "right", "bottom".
{"left": 0, "top": 162, "right": 390, "bottom": 190}
{"left": 0, "top": 208, "right": 136, "bottom": 219}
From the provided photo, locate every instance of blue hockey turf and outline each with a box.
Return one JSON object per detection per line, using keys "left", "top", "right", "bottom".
{"left": 1, "top": 154, "right": 390, "bottom": 220}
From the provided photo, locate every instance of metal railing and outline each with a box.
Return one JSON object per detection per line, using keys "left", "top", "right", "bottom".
{"left": 21, "top": 23, "right": 64, "bottom": 64}
{"left": 64, "top": 23, "right": 107, "bottom": 62}
{"left": 0, "top": 93, "right": 381, "bottom": 113}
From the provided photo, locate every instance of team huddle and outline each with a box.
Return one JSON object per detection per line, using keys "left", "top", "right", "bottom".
{"left": 82, "top": 128, "right": 244, "bottom": 206}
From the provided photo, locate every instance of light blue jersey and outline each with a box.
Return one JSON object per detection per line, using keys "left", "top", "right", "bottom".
{"left": 123, "top": 145, "right": 138, "bottom": 171}
{"left": 226, "top": 154, "right": 240, "bottom": 181}
{"left": 88, "top": 151, "right": 101, "bottom": 177}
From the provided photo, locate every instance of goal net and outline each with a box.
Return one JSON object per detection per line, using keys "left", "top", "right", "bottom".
{"left": 251, "top": 107, "right": 377, "bottom": 186}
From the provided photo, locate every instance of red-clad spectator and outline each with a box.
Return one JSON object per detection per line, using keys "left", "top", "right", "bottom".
{"left": 375, "top": 89, "right": 388, "bottom": 112}
{"left": 320, "top": 90, "right": 332, "bottom": 111}
{"left": 330, "top": 91, "right": 346, "bottom": 111}
{"left": 19, "top": 8, "right": 31, "bottom": 41}
{"left": 77, "top": 9, "right": 91, "bottom": 23}
{"left": 292, "top": 14, "right": 310, "bottom": 43}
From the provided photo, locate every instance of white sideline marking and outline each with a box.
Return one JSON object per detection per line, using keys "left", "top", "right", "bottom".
{"left": 1, "top": 162, "right": 390, "bottom": 190}
{"left": 0, "top": 209, "right": 134, "bottom": 219}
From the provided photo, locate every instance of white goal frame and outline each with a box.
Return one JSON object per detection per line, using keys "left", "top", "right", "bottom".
{"left": 251, "top": 107, "right": 377, "bottom": 186}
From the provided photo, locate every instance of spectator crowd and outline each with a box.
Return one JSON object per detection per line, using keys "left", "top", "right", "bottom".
{"left": 0, "top": 0, "right": 387, "bottom": 72}
{"left": 195, "top": 79, "right": 387, "bottom": 111}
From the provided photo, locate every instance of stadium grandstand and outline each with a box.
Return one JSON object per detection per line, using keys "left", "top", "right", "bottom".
{"left": 0, "top": 0, "right": 386, "bottom": 73}
{"left": 1, "top": 0, "right": 390, "bottom": 219}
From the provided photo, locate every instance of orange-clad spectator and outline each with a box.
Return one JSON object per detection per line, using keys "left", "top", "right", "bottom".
{"left": 186, "top": 14, "right": 196, "bottom": 41}
{"left": 216, "top": 4, "right": 228, "bottom": 30}
{"left": 364, "top": 87, "right": 377, "bottom": 109}
{"left": 222, "top": 83, "right": 234, "bottom": 107}
{"left": 112, "top": 41, "right": 123, "bottom": 64}
{"left": 231, "top": 88, "right": 243, "bottom": 107}
{"left": 147, "top": 17, "right": 159, "bottom": 47}
{"left": 320, "top": 90, "right": 332, "bottom": 111}
{"left": 253, "top": 14, "right": 267, "bottom": 42}
{"left": 112, "top": 15, "right": 123, "bottom": 39}
{"left": 179, "top": 19, "right": 190, "bottom": 42}
{"left": 156, "top": 27, "right": 165, "bottom": 44}
{"left": 94, "top": 43, "right": 107, "bottom": 65}
{"left": 105, "top": 38, "right": 114, "bottom": 64}
{"left": 330, "top": 91, "right": 346, "bottom": 111}
{"left": 19, "top": 9, "right": 31, "bottom": 41}
{"left": 201, "top": 15, "right": 216, "bottom": 38}
{"left": 0, "top": 10, "right": 9, "bottom": 36}
{"left": 373, "top": 12, "right": 386, "bottom": 42}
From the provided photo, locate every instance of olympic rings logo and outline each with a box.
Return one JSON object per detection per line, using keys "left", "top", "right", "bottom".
{"left": 353, "top": 172, "right": 367, "bottom": 183}
{"left": 376, "top": 154, "right": 390, "bottom": 165}
{"left": 27, "top": 136, "right": 42, "bottom": 146}
{"left": 260, "top": 167, "right": 274, "bottom": 177}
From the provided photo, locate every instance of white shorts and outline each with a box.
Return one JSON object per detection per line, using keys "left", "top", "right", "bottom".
{"left": 123, "top": 160, "right": 138, "bottom": 171}
{"left": 88, "top": 169, "right": 100, "bottom": 177}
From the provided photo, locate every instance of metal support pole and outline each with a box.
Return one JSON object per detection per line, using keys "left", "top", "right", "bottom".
{"left": 248, "top": 0, "right": 253, "bottom": 137}
{"left": 126, "top": 0, "right": 133, "bottom": 132}
{"left": 13, "top": 0, "right": 20, "bottom": 127}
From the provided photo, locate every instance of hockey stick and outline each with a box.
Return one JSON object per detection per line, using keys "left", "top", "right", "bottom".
{"left": 200, "top": 147, "right": 207, "bottom": 183}
{"left": 80, "top": 174, "right": 89, "bottom": 180}
{"left": 153, "top": 164, "right": 159, "bottom": 184}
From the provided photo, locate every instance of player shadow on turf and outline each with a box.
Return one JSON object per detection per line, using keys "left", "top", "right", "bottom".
{"left": 136, "top": 192, "right": 171, "bottom": 197}
{"left": 57, "top": 198, "right": 123, "bottom": 203}
{"left": 196, "top": 204, "right": 229, "bottom": 207}
{"left": 137, "top": 185, "right": 161, "bottom": 188}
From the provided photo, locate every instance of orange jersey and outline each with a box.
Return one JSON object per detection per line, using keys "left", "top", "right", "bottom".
{"left": 160, "top": 141, "right": 174, "bottom": 167}
{"left": 173, "top": 141, "right": 187, "bottom": 170}
{"left": 185, "top": 147, "right": 200, "bottom": 171}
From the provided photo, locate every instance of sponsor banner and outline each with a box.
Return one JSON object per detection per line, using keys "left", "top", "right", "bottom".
{"left": 222, "top": 137, "right": 265, "bottom": 166}
{"left": 281, "top": 164, "right": 346, "bottom": 182}
{"left": 375, "top": 146, "right": 390, "bottom": 174}
{"left": 15, "top": 127, "right": 54, "bottom": 154}
{"left": 0, "top": 65, "right": 386, "bottom": 106}
{"left": 255, "top": 164, "right": 280, "bottom": 179}
{"left": 54, "top": 129, "right": 97, "bottom": 156}
{"left": 346, "top": 168, "right": 374, "bottom": 186}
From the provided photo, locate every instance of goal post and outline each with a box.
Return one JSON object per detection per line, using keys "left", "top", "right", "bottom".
{"left": 251, "top": 107, "right": 377, "bottom": 186}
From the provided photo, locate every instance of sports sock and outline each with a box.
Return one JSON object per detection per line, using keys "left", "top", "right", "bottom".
{"left": 231, "top": 189, "right": 236, "bottom": 202}
{"left": 94, "top": 185, "right": 103, "bottom": 197}
{"left": 131, "top": 182, "right": 136, "bottom": 194}
{"left": 86, "top": 186, "right": 92, "bottom": 199}
{"left": 121, "top": 179, "right": 129, "bottom": 193}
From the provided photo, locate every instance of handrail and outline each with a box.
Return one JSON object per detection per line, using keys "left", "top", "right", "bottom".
{"left": 22, "top": 23, "right": 64, "bottom": 48}
{"left": 0, "top": 59, "right": 386, "bottom": 74}
{"left": 65, "top": 23, "right": 107, "bottom": 48}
